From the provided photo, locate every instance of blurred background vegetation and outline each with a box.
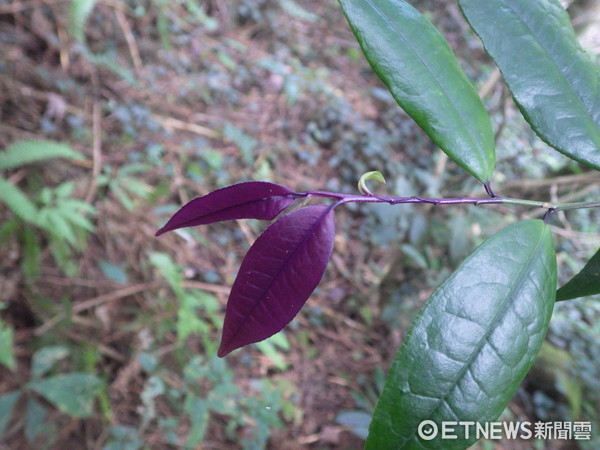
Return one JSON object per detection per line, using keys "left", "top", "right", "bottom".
{"left": 0, "top": 0, "right": 598, "bottom": 448}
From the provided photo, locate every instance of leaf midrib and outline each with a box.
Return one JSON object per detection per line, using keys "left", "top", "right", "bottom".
{"left": 360, "top": 0, "right": 485, "bottom": 165}
{"left": 223, "top": 205, "right": 333, "bottom": 351}
{"left": 400, "top": 226, "right": 546, "bottom": 447}
{"left": 162, "top": 194, "right": 295, "bottom": 232}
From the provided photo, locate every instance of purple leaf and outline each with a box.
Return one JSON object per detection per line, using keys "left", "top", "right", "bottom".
{"left": 155, "top": 182, "right": 298, "bottom": 236}
{"left": 218, "top": 205, "right": 336, "bottom": 357}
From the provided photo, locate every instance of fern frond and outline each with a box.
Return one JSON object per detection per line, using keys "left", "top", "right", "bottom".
{"left": 0, "top": 140, "right": 84, "bottom": 171}
{"left": 69, "top": 0, "right": 99, "bottom": 43}
{"left": 0, "top": 178, "right": 37, "bottom": 223}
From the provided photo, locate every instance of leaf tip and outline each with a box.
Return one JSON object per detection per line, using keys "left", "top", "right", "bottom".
{"left": 216, "top": 344, "right": 231, "bottom": 358}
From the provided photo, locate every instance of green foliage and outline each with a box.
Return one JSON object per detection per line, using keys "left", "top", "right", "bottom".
{"left": 30, "top": 346, "right": 70, "bottom": 380}
{"left": 459, "top": 0, "right": 600, "bottom": 170}
{"left": 0, "top": 140, "right": 83, "bottom": 171}
{"left": 556, "top": 247, "right": 600, "bottom": 301}
{"left": 69, "top": 0, "right": 99, "bottom": 44}
{"left": 255, "top": 333, "right": 291, "bottom": 371}
{"left": 149, "top": 252, "right": 219, "bottom": 345}
{"left": 0, "top": 140, "right": 95, "bottom": 278}
{"left": 97, "top": 164, "right": 154, "bottom": 211}
{"left": 68, "top": 0, "right": 134, "bottom": 83}
{"left": 367, "top": 221, "right": 557, "bottom": 448}
{"left": 358, "top": 170, "right": 386, "bottom": 195}
{"left": 123, "top": 351, "right": 292, "bottom": 449}
{"left": 24, "top": 398, "right": 51, "bottom": 445}
{"left": 0, "top": 140, "right": 102, "bottom": 441}
{"left": 36, "top": 182, "right": 95, "bottom": 246}
{"left": 21, "top": 223, "right": 42, "bottom": 279}
{"left": 103, "top": 425, "right": 144, "bottom": 450}
{"left": 0, "top": 178, "right": 37, "bottom": 223}
{"left": 1, "top": 0, "right": 597, "bottom": 447}
{"left": 280, "top": 0, "right": 320, "bottom": 22}
{"left": 0, "top": 391, "right": 21, "bottom": 437}
{"left": 35, "top": 184, "right": 95, "bottom": 276}
{"left": 223, "top": 123, "right": 259, "bottom": 166}
{"left": 0, "top": 318, "right": 17, "bottom": 371}
{"left": 29, "top": 373, "right": 104, "bottom": 418}
{"left": 329, "top": 0, "right": 600, "bottom": 445}
{"left": 0, "top": 139, "right": 84, "bottom": 227}
{"left": 99, "top": 260, "right": 129, "bottom": 284}
{"left": 0, "top": 346, "right": 103, "bottom": 443}
{"left": 150, "top": 251, "right": 290, "bottom": 370}
{"left": 340, "top": 0, "right": 496, "bottom": 183}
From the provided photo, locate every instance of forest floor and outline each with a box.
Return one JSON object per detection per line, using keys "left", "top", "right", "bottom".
{"left": 0, "top": 0, "right": 599, "bottom": 449}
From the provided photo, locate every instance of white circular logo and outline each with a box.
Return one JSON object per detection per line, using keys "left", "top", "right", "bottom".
{"left": 418, "top": 420, "right": 438, "bottom": 441}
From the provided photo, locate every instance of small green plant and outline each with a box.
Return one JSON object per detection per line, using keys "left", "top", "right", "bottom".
{"left": 0, "top": 140, "right": 95, "bottom": 278}
{"left": 0, "top": 140, "right": 83, "bottom": 223}
{"left": 97, "top": 163, "right": 154, "bottom": 211}
{"left": 133, "top": 252, "right": 294, "bottom": 449}
{"left": 117, "top": 351, "right": 293, "bottom": 449}
{"left": 156, "top": 0, "right": 599, "bottom": 448}
{"left": 0, "top": 345, "right": 104, "bottom": 446}
{"left": 69, "top": 0, "right": 135, "bottom": 83}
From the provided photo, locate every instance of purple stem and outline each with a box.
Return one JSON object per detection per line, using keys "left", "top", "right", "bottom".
{"left": 303, "top": 191, "right": 505, "bottom": 207}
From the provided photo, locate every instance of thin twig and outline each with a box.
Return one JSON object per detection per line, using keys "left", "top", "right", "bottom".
{"left": 521, "top": 184, "right": 600, "bottom": 220}
{"left": 478, "top": 68, "right": 502, "bottom": 99}
{"left": 55, "top": 17, "right": 70, "bottom": 70}
{"left": 84, "top": 100, "right": 103, "bottom": 204}
{"left": 494, "top": 87, "right": 510, "bottom": 144}
{"left": 114, "top": 7, "right": 142, "bottom": 72}
{"left": 549, "top": 184, "right": 599, "bottom": 205}
{"left": 236, "top": 219, "right": 256, "bottom": 247}
{"left": 151, "top": 114, "right": 220, "bottom": 138}
{"left": 180, "top": 280, "right": 230, "bottom": 294}
{"left": 501, "top": 172, "right": 600, "bottom": 191}
{"left": 329, "top": 253, "right": 369, "bottom": 294}
{"left": 549, "top": 224, "right": 600, "bottom": 243}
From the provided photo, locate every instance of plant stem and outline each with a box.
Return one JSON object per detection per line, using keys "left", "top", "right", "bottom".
{"left": 303, "top": 190, "right": 600, "bottom": 212}
{"left": 553, "top": 201, "right": 600, "bottom": 212}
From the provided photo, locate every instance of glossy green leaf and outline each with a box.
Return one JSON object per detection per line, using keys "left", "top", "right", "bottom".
{"left": 29, "top": 373, "right": 103, "bottom": 418}
{"left": 459, "top": 0, "right": 600, "bottom": 170}
{"left": 340, "top": 0, "right": 495, "bottom": 182}
{"left": 367, "top": 220, "right": 556, "bottom": 449}
{"left": 556, "top": 247, "right": 600, "bottom": 301}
